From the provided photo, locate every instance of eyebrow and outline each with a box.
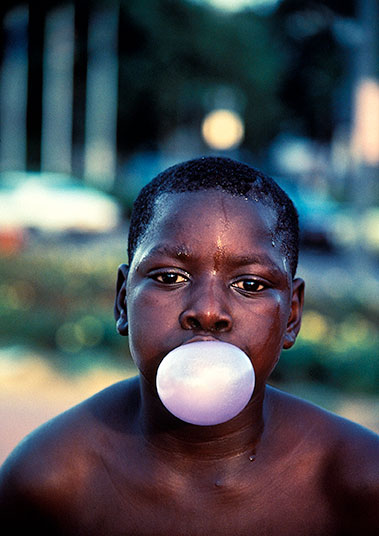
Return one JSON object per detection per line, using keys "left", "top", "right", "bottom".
{"left": 225, "top": 253, "right": 284, "bottom": 276}
{"left": 145, "top": 244, "right": 192, "bottom": 259}
{"left": 136, "top": 244, "right": 193, "bottom": 269}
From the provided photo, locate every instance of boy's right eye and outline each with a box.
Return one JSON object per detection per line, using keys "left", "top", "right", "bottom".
{"left": 150, "top": 272, "right": 189, "bottom": 285}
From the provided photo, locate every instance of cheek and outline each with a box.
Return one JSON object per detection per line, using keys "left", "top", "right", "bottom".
{"left": 128, "top": 289, "right": 159, "bottom": 347}
{"left": 126, "top": 286, "right": 179, "bottom": 372}
{"left": 247, "top": 296, "right": 290, "bottom": 374}
{"left": 267, "top": 297, "right": 290, "bottom": 350}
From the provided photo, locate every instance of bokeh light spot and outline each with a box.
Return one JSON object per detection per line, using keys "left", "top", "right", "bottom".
{"left": 75, "top": 315, "right": 104, "bottom": 347}
{"left": 56, "top": 322, "right": 83, "bottom": 353}
{"left": 202, "top": 109, "right": 244, "bottom": 150}
{"left": 300, "top": 311, "right": 329, "bottom": 343}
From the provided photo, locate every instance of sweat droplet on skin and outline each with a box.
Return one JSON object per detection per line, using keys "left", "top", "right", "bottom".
{"left": 283, "top": 256, "right": 288, "bottom": 273}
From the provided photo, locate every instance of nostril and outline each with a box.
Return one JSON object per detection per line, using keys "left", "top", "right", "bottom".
{"left": 188, "top": 317, "right": 202, "bottom": 331}
{"left": 180, "top": 311, "right": 232, "bottom": 332}
{"left": 214, "top": 320, "right": 230, "bottom": 332}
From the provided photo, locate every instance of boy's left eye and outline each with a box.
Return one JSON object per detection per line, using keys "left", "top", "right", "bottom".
{"left": 152, "top": 272, "right": 188, "bottom": 284}
{"left": 231, "top": 279, "right": 266, "bottom": 293}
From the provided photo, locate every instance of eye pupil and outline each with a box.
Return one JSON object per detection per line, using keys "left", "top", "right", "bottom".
{"left": 162, "top": 273, "right": 177, "bottom": 283}
{"left": 243, "top": 281, "right": 258, "bottom": 291}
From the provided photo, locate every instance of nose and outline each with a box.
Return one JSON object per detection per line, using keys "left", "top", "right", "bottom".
{"left": 179, "top": 279, "right": 233, "bottom": 333}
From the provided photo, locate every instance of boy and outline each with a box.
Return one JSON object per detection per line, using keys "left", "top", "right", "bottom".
{"left": 0, "top": 156, "right": 378, "bottom": 535}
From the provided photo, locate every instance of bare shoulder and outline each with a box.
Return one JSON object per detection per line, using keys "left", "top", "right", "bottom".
{"left": 269, "top": 385, "right": 379, "bottom": 463}
{"left": 268, "top": 386, "right": 379, "bottom": 532}
{"left": 0, "top": 376, "right": 140, "bottom": 528}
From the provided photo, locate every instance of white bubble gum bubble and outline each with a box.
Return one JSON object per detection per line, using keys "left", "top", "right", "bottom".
{"left": 156, "top": 341, "right": 255, "bottom": 426}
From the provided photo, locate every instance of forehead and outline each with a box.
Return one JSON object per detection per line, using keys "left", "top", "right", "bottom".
{"left": 150, "top": 189, "right": 276, "bottom": 237}
{"left": 132, "top": 190, "right": 284, "bottom": 269}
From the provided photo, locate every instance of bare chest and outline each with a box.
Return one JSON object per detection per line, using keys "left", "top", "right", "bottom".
{"left": 61, "top": 459, "right": 339, "bottom": 536}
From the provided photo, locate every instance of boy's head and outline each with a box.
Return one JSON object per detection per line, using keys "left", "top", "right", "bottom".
{"left": 128, "top": 156, "right": 299, "bottom": 277}
{"left": 117, "top": 156, "right": 305, "bottom": 394}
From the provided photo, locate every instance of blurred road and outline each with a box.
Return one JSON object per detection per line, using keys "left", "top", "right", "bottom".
{"left": 0, "top": 352, "right": 131, "bottom": 465}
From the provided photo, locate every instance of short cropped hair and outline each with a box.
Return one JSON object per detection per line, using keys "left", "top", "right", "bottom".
{"left": 128, "top": 156, "right": 299, "bottom": 277}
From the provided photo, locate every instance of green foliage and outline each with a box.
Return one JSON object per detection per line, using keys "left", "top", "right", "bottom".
{"left": 0, "top": 242, "right": 131, "bottom": 372}
{"left": 273, "top": 291, "right": 379, "bottom": 395}
{"left": 1, "top": 0, "right": 350, "bottom": 160}
{"left": 118, "top": 0, "right": 287, "bottom": 154}
{"left": 275, "top": 335, "right": 379, "bottom": 395}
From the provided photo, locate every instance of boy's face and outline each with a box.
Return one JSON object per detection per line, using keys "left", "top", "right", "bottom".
{"left": 118, "top": 190, "right": 304, "bottom": 397}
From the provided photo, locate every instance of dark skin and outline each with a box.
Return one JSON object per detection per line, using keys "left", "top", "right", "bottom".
{"left": 1, "top": 190, "right": 378, "bottom": 535}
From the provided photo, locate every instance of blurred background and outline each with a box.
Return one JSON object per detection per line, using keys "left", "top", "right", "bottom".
{"left": 0, "top": 0, "right": 378, "bottom": 463}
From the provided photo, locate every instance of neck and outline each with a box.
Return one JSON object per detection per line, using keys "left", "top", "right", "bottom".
{"left": 137, "top": 374, "right": 269, "bottom": 462}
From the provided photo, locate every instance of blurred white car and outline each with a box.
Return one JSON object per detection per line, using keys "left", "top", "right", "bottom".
{"left": 0, "top": 171, "right": 120, "bottom": 233}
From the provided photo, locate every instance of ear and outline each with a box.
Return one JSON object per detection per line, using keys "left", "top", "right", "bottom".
{"left": 114, "top": 264, "right": 129, "bottom": 336}
{"left": 283, "top": 278, "right": 305, "bottom": 349}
